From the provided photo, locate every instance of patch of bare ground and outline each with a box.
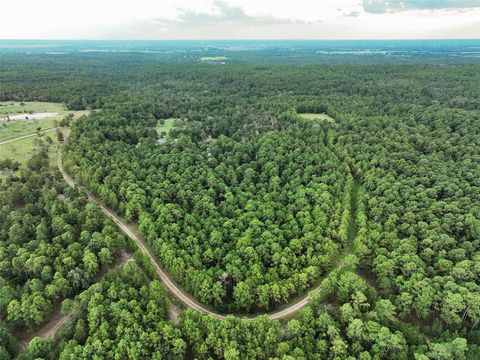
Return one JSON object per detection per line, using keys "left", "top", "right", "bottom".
{"left": 169, "top": 304, "right": 180, "bottom": 324}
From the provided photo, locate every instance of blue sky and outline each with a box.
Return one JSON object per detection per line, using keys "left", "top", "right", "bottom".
{"left": 1, "top": 0, "right": 479, "bottom": 39}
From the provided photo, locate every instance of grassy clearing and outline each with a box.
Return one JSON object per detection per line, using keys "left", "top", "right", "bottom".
{"left": 199, "top": 56, "right": 228, "bottom": 61}
{"left": 0, "top": 118, "right": 58, "bottom": 142}
{"left": 155, "top": 118, "right": 177, "bottom": 137}
{"left": 0, "top": 101, "right": 89, "bottom": 142}
{"left": 0, "top": 130, "right": 63, "bottom": 166}
{"left": 297, "top": 113, "right": 335, "bottom": 123}
{"left": 0, "top": 101, "right": 65, "bottom": 115}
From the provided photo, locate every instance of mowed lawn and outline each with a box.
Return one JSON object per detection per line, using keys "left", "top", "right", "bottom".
{"left": 297, "top": 113, "right": 335, "bottom": 123}
{"left": 0, "top": 101, "right": 89, "bottom": 142}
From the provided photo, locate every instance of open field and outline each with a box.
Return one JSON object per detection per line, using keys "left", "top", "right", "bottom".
{"left": 0, "top": 129, "right": 65, "bottom": 166}
{"left": 0, "top": 101, "right": 64, "bottom": 115}
{"left": 0, "top": 118, "right": 57, "bottom": 142}
{"left": 0, "top": 131, "right": 62, "bottom": 180}
{"left": 0, "top": 101, "right": 89, "bottom": 142}
{"left": 297, "top": 112, "right": 335, "bottom": 122}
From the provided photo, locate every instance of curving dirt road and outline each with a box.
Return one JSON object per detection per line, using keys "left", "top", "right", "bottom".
{"left": 5, "top": 130, "right": 349, "bottom": 351}
{"left": 57, "top": 140, "right": 343, "bottom": 321}
{"left": 57, "top": 148, "right": 226, "bottom": 319}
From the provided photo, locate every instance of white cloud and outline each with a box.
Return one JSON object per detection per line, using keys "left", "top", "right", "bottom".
{"left": 0, "top": 0, "right": 478, "bottom": 39}
{"left": 154, "top": 1, "right": 310, "bottom": 27}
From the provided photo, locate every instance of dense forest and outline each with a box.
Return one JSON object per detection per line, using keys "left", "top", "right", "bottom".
{"left": 18, "top": 262, "right": 185, "bottom": 360}
{"left": 0, "top": 148, "right": 128, "bottom": 356}
{"left": 62, "top": 111, "right": 350, "bottom": 311}
{"left": 11, "top": 255, "right": 477, "bottom": 360}
{"left": 1, "top": 50, "right": 479, "bottom": 358}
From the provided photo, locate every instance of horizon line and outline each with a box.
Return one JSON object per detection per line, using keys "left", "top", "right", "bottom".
{"left": 1, "top": 38, "right": 479, "bottom": 42}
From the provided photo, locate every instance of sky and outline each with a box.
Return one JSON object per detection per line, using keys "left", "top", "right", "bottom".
{"left": 0, "top": 0, "right": 479, "bottom": 39}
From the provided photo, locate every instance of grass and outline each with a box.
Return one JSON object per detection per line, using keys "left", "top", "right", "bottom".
{"left": 0, "top": 130, "right": 63, "bottom": 166}
{"left": 0, "top": 101, "right": 89, "bottom": 142}
{"left": 0, "top": 119, "right": 58, "bottom": 142}
{"left": 297, "top": 113, "right": 335, "bottom": 123}
{"left": 0, "top": 101, "right": 64, "bottom": 115}
{"left": 199, "top": 56, "right": 228, "bottom": 61}
{"left": 0, "top": 101, "right": 88, "bottom": 182}
{"left": 155, "top": 118, "right": 177, "bottom": 137}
